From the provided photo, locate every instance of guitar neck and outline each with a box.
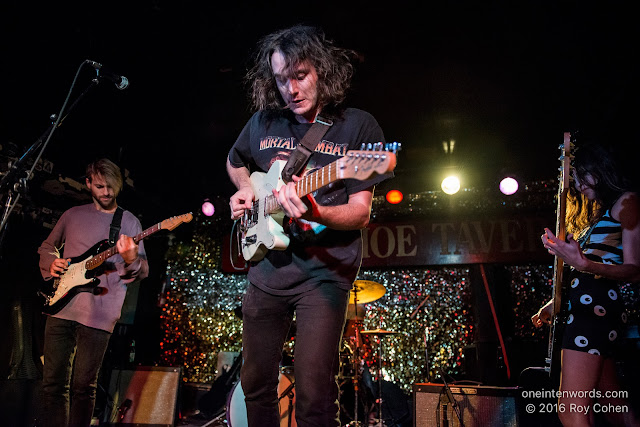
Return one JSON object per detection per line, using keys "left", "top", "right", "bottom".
{"left": 551, "top": 132, "right": 572, "bottom": 314}
{"left": 85, "top": 222, "right": 161, "bottom": 270}
{"left": 295, "top": 162, "right": 341, "bottom": 198}
{"left": 260, "top": 149, "right": 397, "bottom": 216}
{"left": 264, "top": 161, "right": 342, "bottom": 215}
{"left": 552, "top": 186, "right": 568, "bottom": 314}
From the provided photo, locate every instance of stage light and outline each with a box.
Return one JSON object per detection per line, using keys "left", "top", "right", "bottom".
{"left": 499, "top": 177, "right": 519, "bottom": 195}
{"left": 386, "top": 189, "right": 403, "bottom": 204}
{"left": 202, "top": 200, "right": 215, "bottom": 216}
{"left": 441, "top": 175, "right": 461, "bottom": 195}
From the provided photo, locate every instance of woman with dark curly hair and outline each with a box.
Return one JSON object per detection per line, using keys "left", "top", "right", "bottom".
{"left": 532, "top": 141, "right": 640, "bottom": 426}
{"left": 226, "top": 25, "right": 391, "bottom": 426}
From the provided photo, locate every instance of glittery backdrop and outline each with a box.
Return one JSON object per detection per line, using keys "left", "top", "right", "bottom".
{"left": 159, "top": 190, "right": 638, "bottom": 392}
{"left": 159, "top": 213, "right": 555, "bottom": 392}
{"left": 353, "top": 269, "right": 473, "bottom": 391}
{"left": 160, "top": 213, "right": 247, "bottom": 383}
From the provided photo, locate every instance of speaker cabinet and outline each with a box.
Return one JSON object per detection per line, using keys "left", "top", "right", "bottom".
{"left": 413, "top": 383, "right": 519, "bottom": 427}
{"left": 104, "top": 366, "right": 181, "bottom": 426}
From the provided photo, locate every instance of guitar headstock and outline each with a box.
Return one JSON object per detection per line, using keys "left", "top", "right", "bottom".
{"left": 161, "top": 213, "right": 193, "bottom": 230}
{"left": 337, "top": 142, "right": 401, "bottom": 180}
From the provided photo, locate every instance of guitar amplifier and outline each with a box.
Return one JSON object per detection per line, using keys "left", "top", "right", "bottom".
{"left": 103, "top": 366, "right": 181, "bottom": 426}
{"left": 413, "top": 383, "right": 520, "bottom": 427}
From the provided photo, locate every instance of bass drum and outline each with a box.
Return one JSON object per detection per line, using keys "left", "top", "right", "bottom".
{"left": 227, "top": 367, "right": 297, "bottom": 427}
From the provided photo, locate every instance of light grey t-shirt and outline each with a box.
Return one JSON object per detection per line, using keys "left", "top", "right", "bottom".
{"left": 38, "top": 203, "right": 149, "bottom": 333}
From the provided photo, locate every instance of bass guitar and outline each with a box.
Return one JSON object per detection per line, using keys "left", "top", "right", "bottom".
{"left": 40, "top": 212, "right": 193, "bottom": 315}
{"left": 545, "top": 132, "right": 573, "bottom": 376}
{"left": 238, "top": 144, "right": 399, "bottom": 262}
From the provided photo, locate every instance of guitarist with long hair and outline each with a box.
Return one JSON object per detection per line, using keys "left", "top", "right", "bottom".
{"left": 532, "top": 141, "right": 640, "bottom": 426}
{"left": 37, "top": 158, "right": 149, "bottom": 427}
{"left": 226, "top": 25, "right": 391, "bottom": 426}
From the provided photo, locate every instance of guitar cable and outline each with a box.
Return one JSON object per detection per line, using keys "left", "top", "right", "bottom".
{"left": 229, "top": 219, "right": 246, "bottom": 271}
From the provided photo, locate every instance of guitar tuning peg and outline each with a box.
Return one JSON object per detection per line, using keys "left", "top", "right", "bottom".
{"left": 360, "top": 143, "right": 366, "bottom": 150}
{"left": 367, "top": 143, "right": 373, "bottom": 150}
{"left": 384, "top": 142, "right": 401, "bottom": 153}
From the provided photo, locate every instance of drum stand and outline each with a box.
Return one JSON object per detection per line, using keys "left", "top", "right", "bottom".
{"left": 373, "top": 335, "right": 385, "bottom": 427}
{"left": 201, "top": 412, "right": 226, "bottom": 427}
{"left": 348, "top": 290, "right": 363, "bottom": 427}
{"left": 358, "top": 328, "right": 398, "bottom": 427}
{"left": 278, "top": 380, "right": 296, "bottom": 427}
{"left": 345, "top": 280, "right": 386, "bottom": 427}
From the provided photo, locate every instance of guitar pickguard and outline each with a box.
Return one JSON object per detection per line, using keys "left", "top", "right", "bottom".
{"left": 41, "top": 240, "right": 108, "bottom": 315}
{"left": 241, "top": 161, "right": 290, "bottom": 261}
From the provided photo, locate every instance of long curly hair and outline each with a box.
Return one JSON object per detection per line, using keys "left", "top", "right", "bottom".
{"left": 245, "top": 25, "right": 355, "bottom": 117}
{"left": 566, "top": 141, "right": 630, "bottom": 237}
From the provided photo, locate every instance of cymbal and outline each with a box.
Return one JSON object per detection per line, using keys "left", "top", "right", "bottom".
{"left": 349, "top": 280, "right": 386, "bottom": 304}
{"left": 360, "top": 329, "right": 398, "bottom": 335}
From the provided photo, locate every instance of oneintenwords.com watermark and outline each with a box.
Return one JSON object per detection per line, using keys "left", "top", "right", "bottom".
{"left": 521, "top": 389, "right": 630, "bottom": 415}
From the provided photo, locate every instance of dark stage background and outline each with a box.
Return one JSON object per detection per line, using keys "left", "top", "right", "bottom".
{"left": 2, "top": 1, "right": 640, "bottom": 425}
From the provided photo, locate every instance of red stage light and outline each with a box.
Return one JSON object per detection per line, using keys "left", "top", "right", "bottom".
{"left": 386, "top": 189, "right": 403, "bottom": 204}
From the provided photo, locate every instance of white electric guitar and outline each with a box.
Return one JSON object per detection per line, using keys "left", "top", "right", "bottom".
{"left": 40, "top": 213, "right": 193, "bottom": 314}
{"left": 238, "top": 144, "right": 399, "bottom": 261}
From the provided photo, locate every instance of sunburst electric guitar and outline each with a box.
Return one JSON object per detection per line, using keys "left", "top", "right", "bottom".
{"left": 40, "top": 213, "right": 193, "bottom": 315}
{"left": 238, "top": 144, "right": 399, "bottom": 262}
{"left": 545, "top": 132, "right": 573, "bottom": 376}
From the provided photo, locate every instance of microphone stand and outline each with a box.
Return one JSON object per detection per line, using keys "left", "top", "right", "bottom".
{"left": 438, "top": 369, "right": 463, "bottom": 427}
{"left": 0, "top": 67, "right": 99, "bottom": 251}
{"left": 410, "top": 294, "right": 431, "bottom": 382}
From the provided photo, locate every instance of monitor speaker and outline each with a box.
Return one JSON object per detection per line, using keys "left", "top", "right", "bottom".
{"left": 413, "top": 382, "right": 519, "bottom": 427}
{"left": 103, "top": 366, "right": 181, "bottom": 426}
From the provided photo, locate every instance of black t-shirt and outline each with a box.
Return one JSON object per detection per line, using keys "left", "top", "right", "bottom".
{"left": 228, "top": 108, "right": 390, "bottom": 295}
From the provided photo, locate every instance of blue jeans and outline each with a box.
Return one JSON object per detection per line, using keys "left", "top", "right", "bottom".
{"left": 41, "top": 316, "right": 111, "bottom": 427}
{"left": 241, "top": 282, "right": 349, "bottom": 427}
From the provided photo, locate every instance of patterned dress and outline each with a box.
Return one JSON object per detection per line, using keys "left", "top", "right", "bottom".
{"left": 561, "top": 209, "right": 628, "bottom": 357}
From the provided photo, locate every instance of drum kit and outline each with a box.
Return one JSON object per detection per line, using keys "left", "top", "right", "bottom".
{"left": 340, "top": 280, "right": 397, "bottom": 427}
{"left": 222, "top": 280, "right": 397, "bottom": 427}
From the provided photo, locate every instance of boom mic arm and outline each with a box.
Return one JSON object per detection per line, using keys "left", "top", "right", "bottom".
{"left": 85, "top": 60, "right": 129, "bottom": 90}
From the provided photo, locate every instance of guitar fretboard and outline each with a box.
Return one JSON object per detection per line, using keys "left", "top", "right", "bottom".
{"left": 256, "top": 150, "right": 395, "bottom": 218}
{"left": 85, "top": 222, "right": 162, "bottom": 270}
{"left": 295, "top": 161, "right": 340, "bottom": 198}
{"left": 262, "top": 161, "right": 342, "bottom": 216}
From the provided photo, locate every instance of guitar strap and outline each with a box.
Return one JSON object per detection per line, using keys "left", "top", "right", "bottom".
{"left": 281, "top": 116, "right": 333, "bottom": 183}
{"left": 109, "top": 206, "right": 124, "bottom": 245}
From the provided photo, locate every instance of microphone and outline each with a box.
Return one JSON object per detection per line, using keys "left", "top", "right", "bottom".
{"left": 85, "top": 60, "right": 129, "bottom": 90}
{"left": 118, "top": 398, "right": 132, "bottom": 421}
